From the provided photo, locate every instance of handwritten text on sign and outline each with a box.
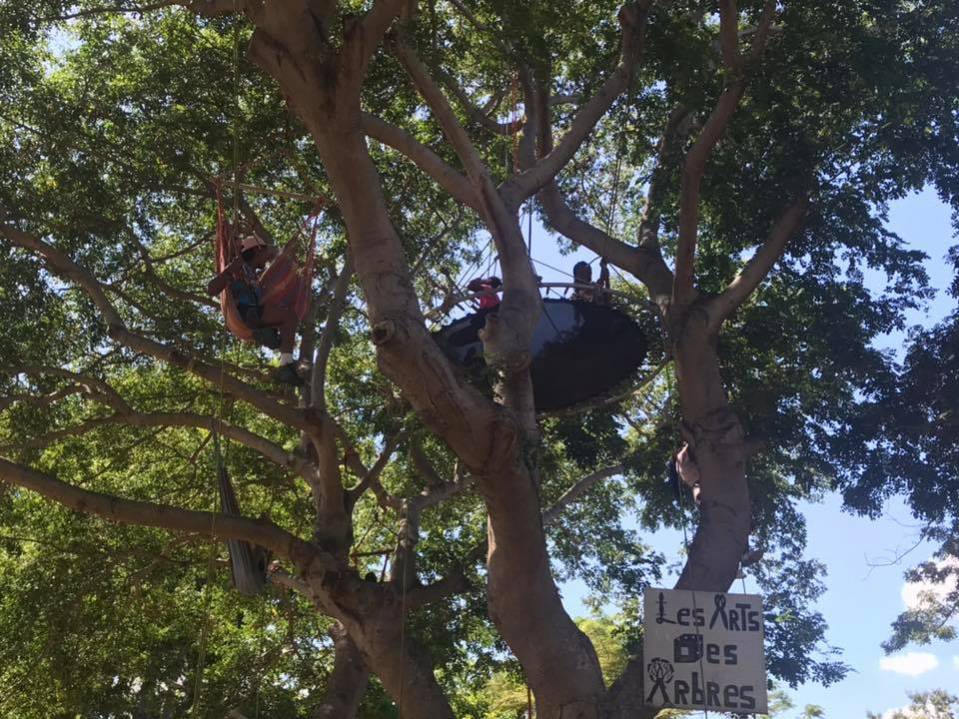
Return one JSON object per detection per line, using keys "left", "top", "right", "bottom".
{"left": 643, "top": 588, "right": 767, "bottom": 714}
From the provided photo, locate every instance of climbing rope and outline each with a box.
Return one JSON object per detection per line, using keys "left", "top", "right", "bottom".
{"left": 676, "top": 461, "right": 710, "bottom": 718}
{"left": 190, "top": 6, "right": 241, "bottom": 711}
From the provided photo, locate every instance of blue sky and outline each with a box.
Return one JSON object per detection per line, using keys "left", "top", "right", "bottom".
{"left": 534, "top": 187, "right": 957, "bottom": 718}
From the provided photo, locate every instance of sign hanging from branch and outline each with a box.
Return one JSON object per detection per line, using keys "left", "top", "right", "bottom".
{"left": 643, "top": 587, "right": 768, "bottom": 714}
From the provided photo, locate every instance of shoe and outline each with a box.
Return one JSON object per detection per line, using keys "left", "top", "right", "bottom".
{"left": 274, "top": 362, "right": 304, "bottom": 387}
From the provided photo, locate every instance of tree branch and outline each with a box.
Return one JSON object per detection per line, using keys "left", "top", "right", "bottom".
{"left": 35, "top": 1, "right": 179, "bottom": 21}
{"left": 348, "top": 0, "right": 412, "bottom": 73}
{"left": 638, "top": 104, "right": 693, "bottom": 249}
{"left": 0, "top": 458, "right": 329, "bottom": 572}
{"left": 311, "top": 257, "right": 353, "bottom": 410}
{"left": 1, "top": 365, "right": 131, "bottom": 413}
{"left": 6, "top": 409, "right": 311, "bottom": 477}
{"left": 1, "top": 222, "right": 314, "bottom": 433}
{"left": 407, "top": 569, "right": 470, "bottom": 609}
{"left": 442, "top": 77, "right": 524, "bottom": 136}
{"left": 500, "top": 1, "right": 651, "bottom": 206}
{"left": 360, "top": 113, "right": 481, "bottom": 211}
{"left": 706, "top": 194, "right": 810, "bottom": 330}
{"left": 347, "top": 430, "right": 407, "bottom": 508}
{"left": 527, "top": 73, "right": 674, "bottom": 300}
{"left": 542, "top": 464, "right": 625, "bottom": 526}
{"left": 393, "top": 37, "right": 487, "bottom": 180}
{"left": 718, "top": 0, "right": 742, "bottom": 72}
{"left": 673, "top": 0, "right": 778, "bottom": 305}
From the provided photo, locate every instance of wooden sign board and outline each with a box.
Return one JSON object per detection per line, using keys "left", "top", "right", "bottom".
{"left": 642, "top": 587, "right": 768, "bottom": 714}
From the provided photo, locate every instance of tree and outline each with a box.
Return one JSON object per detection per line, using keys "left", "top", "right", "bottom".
{"left": 868, "top": 690, "right": 959, "bottom": 719}
{"left": 841, "top": 256, "right": 959, "bottom": 653}
{"left": 2, "top": 0, "right": 958, "bottom": 717}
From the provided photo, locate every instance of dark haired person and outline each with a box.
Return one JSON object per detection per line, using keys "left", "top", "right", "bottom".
{"left": 571, "top": 259, "right": 610, "bottom": 304}
{"left": 207, "top": 234, "right": 302, "bottom": 386}
{"left": 466, "top": 275, "right": 502, "bottom": 310}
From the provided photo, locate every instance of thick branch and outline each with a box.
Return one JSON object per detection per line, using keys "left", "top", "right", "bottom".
{"left": 706, "top": 194, "right": 810, "bottom": 329}
{"left": 360, "top": 113, "right": 481, "bottom": 211}
{"left": 673, "top": 82, "right": 747, "bottom": 304}
{"left": 347, "top": 0, "right": 411, "bottom": 74}
{"left": 0, "top": 458, "right": 328, "bottom": 572}
{"left": 1, "top": 223, "right": 313, "bottom": 433}
{"left": 407, "top": 569, "right": 470, "bottom": 609}
{"left": 314, "top": 623, "right": 370, "bottom": 719}
{"left": 394, "top": 37, "right": 487, "bottom": 179}
{"left": 718, "top": 0, "right": 742, "bottom": 72}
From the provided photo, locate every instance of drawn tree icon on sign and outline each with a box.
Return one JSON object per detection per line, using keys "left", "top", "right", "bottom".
{"left": 646, "top": 657, "right": 674, "bottom": 704}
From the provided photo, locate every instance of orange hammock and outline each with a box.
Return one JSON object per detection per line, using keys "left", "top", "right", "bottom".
{"left": 214, "top": 188, "right": 319, "bottom": 342}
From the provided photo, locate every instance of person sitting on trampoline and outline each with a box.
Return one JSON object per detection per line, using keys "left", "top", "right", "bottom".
{"left": 467, "top": 276, "right": 502, "bottom": 310}
{"left": 206, "top": 233, "right": 302, "bottom": 386}
{"left": 571, "top": 260, "right": 610, "bottom": 304}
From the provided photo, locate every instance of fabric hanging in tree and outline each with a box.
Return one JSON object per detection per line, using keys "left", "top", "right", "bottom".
{"left": 213, "top": 433, "right": 270, "bottom": 597}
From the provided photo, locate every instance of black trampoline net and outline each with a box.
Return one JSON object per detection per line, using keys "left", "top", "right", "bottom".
{"left": 433, "top": 298, "right": 649, "bottom": 412}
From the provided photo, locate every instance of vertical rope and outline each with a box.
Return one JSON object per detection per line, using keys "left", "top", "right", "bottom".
{"left": 604, "top": 58, "right": 637, "bottom": 238}
{"left": 670, "top": 365, "right": 709, "bottom": 718}
{"left": 678, "top": 492, "right": 710, "bottom": 719}
{"left": 397, "top": 541, "right": 410, "bottom": 715}
{"left": 193, "top": 11, "right": 241, "bottom": 706}
{"left": 231, "top": 0, "right": 241, "bottom": 229}
{"left": 190, "top": 465, "right": 220, "bottom": 715}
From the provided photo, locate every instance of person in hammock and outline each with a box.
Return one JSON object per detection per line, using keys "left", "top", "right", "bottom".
{"left": 571, "top": 259, "right": 610, "bottom": 304}
{"left": 206, "top": 233, "right": 303, "bottom": 386}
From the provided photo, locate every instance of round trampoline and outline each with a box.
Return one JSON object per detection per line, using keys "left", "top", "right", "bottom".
{"left": 433, "top": 298, "right": 649, "bottom": 412}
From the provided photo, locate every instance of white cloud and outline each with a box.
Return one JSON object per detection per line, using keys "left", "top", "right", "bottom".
{"left": 901, "top": 557, "right": 959, "bottom": 611}
{"left": 879, "top": 651, "right": 939, "bottom": 676}
{"left": 953, "top": 655, "right": 959, "bottom": 670}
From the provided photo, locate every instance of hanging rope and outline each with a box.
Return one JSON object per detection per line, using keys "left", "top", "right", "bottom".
{"left": 396, "top": 538, "right": 410, "bottom": 714}
{"left": 604, "top": 57, "right": 637, "bottom": 238}
{"left": 668, "top": 365, "right": 710, "bottom": 719}
{"left": 191, "top": 8, "right": 240, "bottom": 711}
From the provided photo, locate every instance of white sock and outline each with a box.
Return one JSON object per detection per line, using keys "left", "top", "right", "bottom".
{"left": 280, "top": 352, "right": 294, "bottom": 365}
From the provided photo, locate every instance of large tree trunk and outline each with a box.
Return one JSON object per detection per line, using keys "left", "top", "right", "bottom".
{"left": 311, "top": 126, "right": 606, "bottom": 718}
{"left": 671, "top": 310, "right": 751, "bottom": 591}
{"left": 314, "top": 623, "right": 369, "bottom": 719}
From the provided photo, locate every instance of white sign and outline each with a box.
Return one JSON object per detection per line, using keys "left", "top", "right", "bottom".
{"left": 643, "top": 587, "right": 768, "bottom": 714}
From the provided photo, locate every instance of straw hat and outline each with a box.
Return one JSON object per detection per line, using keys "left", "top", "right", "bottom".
{"left": 240, "top": 234, "right": 267, "bottom": 253}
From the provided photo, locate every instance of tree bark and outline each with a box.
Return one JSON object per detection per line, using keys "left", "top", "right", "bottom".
{"left": 313, "top": 623, "right": 370, "bottom": 719}
{"left": 671, "top": 310, "right": 751, "bottom": 591}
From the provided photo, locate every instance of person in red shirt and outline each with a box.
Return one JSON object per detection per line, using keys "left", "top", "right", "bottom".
{"left": 467, "top": 276, "right": 502, "bottom": 310}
